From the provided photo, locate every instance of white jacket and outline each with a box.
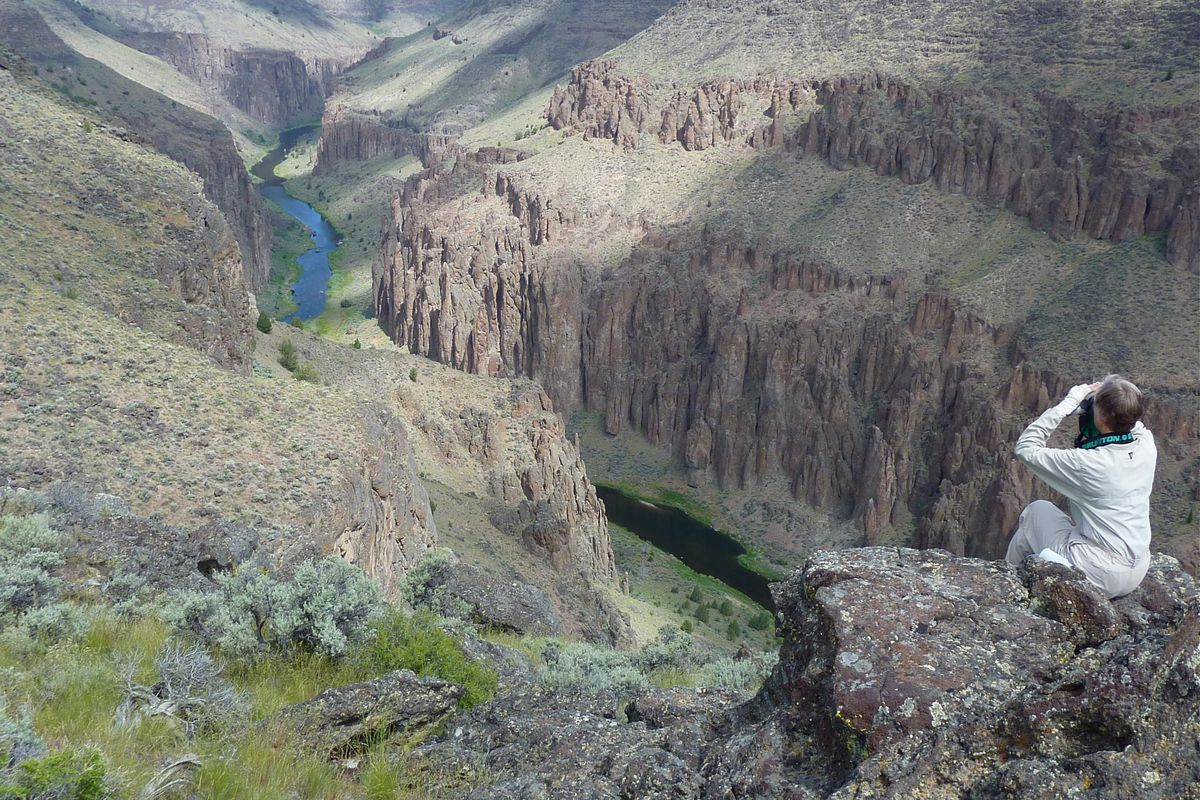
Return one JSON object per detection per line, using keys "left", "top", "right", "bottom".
{"left": 1013, "top": 402, "right": 1156, "bottom": 564}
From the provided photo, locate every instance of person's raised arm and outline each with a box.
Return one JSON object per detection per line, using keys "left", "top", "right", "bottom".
{"left": 1013, "top": 383, "right": 1098, "bottom": 501}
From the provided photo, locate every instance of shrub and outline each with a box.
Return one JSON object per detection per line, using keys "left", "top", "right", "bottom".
{"left": 161, "top": 556, "right": 383, "bottom": 659}
{"left": 0, "top": 697, "right": 44, "bottom": 769}
{"left": 0, "top": 749, "right": 108, "bottom": 800}
{"left": 19, "top": 603, "right": 89, "bottom": 641}
{"left": 688, "top": 586, "right": 702, "bottom": 603}
{"left": 339, "top": 298, "right": 353, "bottom": 308}
{"left": 726, "top": 620, "right": 741, "bottom": 641}
{"left": 631, "top": 626, "right": 695, "bottom": 673}
{"left": 117, "top": 640, "right": 242, "bottom": 736}
{"left": 354, "top": 609, "right": 497, "bottom": 708}
{"left": 290, "top": 317, "right": 304, "bottom": 329}
{"left": 277, "top": 339, "right": 299, "bottom": 372}
{"left": 292, "top": 362, "right": 320, "bottom": 384}
{"left": 538, "top": 642, "right": 648, "bottom": 694}
{"left": 679, "top": 620, "right": 693, "bottom": 633}
{"left": 748, "top": 610, "right": 773, "bottom": 631}
{"left": 408, "top": 367, "right": 417, "bottom": 383}
{"left": 698, "top": 651, "right": 779, "bottom": 690}
{"left": 352, "top": 339, "right": 362, "bottom": 350}
{"left": 255, "top": 311, "right": 272, "bottom": 334}
{"left": 694, "top": 606, "right": 711, "bottom": 624}
{"left": 539, "top": 627, "right": 697, "bottom": 694}
{"left": 718, "top": 599, "right": 733, "bottom": 616}
{"left": 0, "top": 514, "right": 64, "bottom": 613}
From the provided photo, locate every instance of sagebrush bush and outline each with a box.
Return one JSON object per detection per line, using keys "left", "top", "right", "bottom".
{"left": 538, "top": 627, "right": 695, "bottom": 694}
{"left": 697, "top": 652, "right": 779, "bottom": 690}
{"left": 162, "top": 556, "right": 382, "bottom": 659}
{"left": 400, "top": 549, "right": 470, "bottom": 621}
{"left": 354, "top": 609, "right": 497, "bottom": 708}
{"left": 0, "top": 514, "right": 64, "bottom": 613}
{"left": 18, "top": 603, "right": 89, "bottom": 642}
{"left": 255, "top": 310, "right": 272, "bottom": 334}
{"left": 0, "top": 696, "right": 44, "bottom": 769}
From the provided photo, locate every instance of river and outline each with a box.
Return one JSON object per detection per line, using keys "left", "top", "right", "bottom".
{"left": 595, "top": 486, "right": 775, "bottom": 610}
{"left": 251, "top": 124, "right": 336, "bottom": 323}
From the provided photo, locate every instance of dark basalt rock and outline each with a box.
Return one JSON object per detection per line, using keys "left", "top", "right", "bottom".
{"left": 413, "top": 556, "right": 562, "bottom": 637}
{"left": 276, "top": 668, "right": 463, "bottom": 758}
{"left": 412, "top": 547, "right": 1199, "bottom": 798}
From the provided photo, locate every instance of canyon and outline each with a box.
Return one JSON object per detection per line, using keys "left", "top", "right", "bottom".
{"left": 367, "top": 9, "right": 1199, "bottom": 573}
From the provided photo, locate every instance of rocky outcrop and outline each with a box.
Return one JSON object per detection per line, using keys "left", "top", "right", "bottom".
{"left": 319, "top": 406, "right": 439, "bottom": 598}
{"left": 277, "top": 668, "right": 463, "bottom": 758}
{"left": 313, "top": 105, "right": 458, "bottom": 174}
{"left": 550, "top": 62, "right": 1200, "bottom": 270}
{"left": 417, "top": 547, "right": 1200, "bottom": 798}
{"left": 410, "top": 554, "right": 563, "bottom": 636}
{"left": 125, "top": 32, "right": 338, "bottom": 126}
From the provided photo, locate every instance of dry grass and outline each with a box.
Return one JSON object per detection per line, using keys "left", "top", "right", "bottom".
{"left": 611, "top": 0, "right": 1199, "bottom": 107}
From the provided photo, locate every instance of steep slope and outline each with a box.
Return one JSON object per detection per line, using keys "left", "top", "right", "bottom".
{"left": 0, "top": 54, "right": 626, "bottom": 640}
{"left": 0, "top": 1, "right": 273, "bottom": 289}
{"left": 370, "top": 0, "right": 1200, "bottom": 571}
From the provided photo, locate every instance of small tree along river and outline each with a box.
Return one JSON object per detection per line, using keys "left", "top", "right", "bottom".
{"left": 595, "top": 486, "right": 776, "bottom": 610}
{"left": 251, "top": 125, "right": 336, "bottom": 322}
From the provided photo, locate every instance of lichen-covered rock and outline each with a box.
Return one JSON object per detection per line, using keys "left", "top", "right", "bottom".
{"left": 413, "top": 556, "right": 562, "bottom": 636}
{"left": 414, "top": 547, "right": 1199, "bottom": 798}
{"left": 276, "top": 669, "right": 463, "bottom": 758}
{"left": 1022, "top": 558, "right": 1124, "bottom": 646}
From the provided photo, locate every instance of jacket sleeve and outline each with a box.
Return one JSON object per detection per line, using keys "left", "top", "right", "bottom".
{"left": 1013, "top": 405, "right": 1095, "bottom": 501}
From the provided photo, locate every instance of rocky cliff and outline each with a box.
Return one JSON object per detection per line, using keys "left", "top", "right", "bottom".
{"left": 550, "top": 62, "right": 1200, "bottom": 271}
{"left": 280, "top": 328, "right": 627, "bottom": 643}
{"left": 123, "top": 31, "right": 340, "bottom": 127}
{"left": 313, "top": 104, "right": 459, "bottom": 173}
{"left": 416, "top": 547, "right": 1200, "bottom": 798}
{"left": 372, "top": 140, "right": 1199, "bottom": 568}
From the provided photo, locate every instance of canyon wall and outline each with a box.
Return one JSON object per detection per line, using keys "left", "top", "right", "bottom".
{"left": 373, "top": 133, "right": 1199, "bottom": 568}
{"left": 125, "top": 32, "right": 340, "bottom": 127}
{"left": 549, "top": 62, "right": 1200, "bottom": 272}
{"left": 313, "top": 105, "right": 459, "bottom": 173}
{"left": 2, "top": 3, "right": 272, "bottom": 289}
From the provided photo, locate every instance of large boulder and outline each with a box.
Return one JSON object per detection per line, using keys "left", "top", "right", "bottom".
{"left": 410, "top": 547, "right": 1199, "bottom": 798}
{"left": 413, "top": 557, "right": 562, "bottom": 636}
{"left": 276, "top": 669, "right": 463, "bottom": 758}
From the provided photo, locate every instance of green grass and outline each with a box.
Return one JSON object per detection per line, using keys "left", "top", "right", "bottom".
{"left": 0, "top": 604, "right": 498, "bottom": 799}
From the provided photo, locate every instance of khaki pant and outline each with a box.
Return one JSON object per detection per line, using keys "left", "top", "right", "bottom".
{"left": 1005, "top": 500, "right": 1149, "bottom": 599}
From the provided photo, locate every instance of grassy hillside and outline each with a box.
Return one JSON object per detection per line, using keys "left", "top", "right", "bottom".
{"left": 611, "top": 0, "right": 1199, "bottom": 106}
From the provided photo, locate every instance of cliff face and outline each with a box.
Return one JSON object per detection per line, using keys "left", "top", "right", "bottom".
{"left": 550, "top": 62, "right": 1200, "bottom": 271}
{"left": 372, "top": 136, "right": 1199, "bottom": 567}
{"left": 126, "top": 32, "right": 339, "bottom": 127}
{"left": 313, "top": 105, "right": 459, "bottom": 173}
{"left": 318, "top": 406, "right": 438, "bottom": 597}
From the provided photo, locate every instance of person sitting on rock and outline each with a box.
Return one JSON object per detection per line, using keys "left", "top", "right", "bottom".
{"left": 1006, "top": 374, "right": 1155, "bottom": 598}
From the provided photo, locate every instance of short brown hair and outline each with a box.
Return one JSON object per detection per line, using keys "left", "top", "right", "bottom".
{"left": 1095, "top": 374, "right": 1143, "bottom": 434}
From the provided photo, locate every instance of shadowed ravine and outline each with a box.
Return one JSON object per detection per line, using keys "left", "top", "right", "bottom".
{"left": 596, "top": 486, "right": 775, "bottom": 610}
